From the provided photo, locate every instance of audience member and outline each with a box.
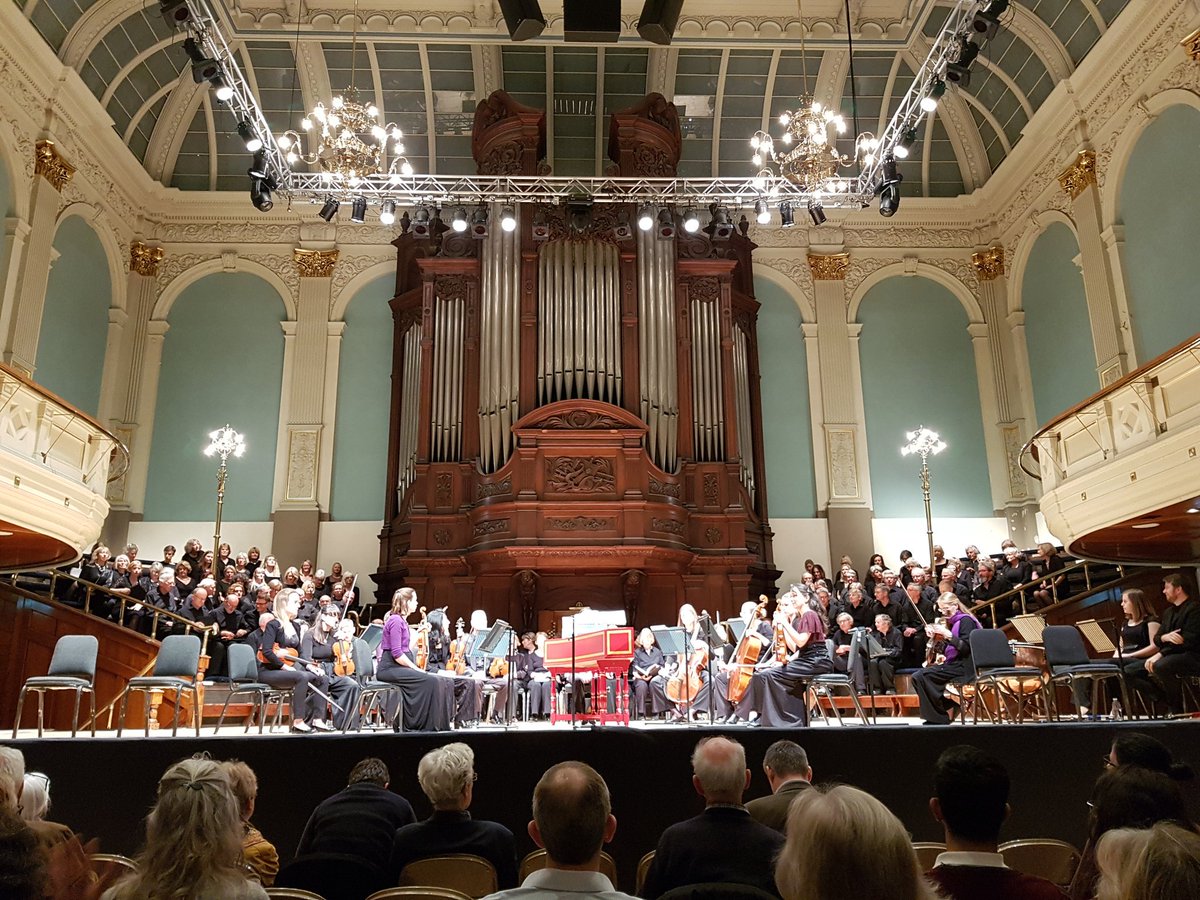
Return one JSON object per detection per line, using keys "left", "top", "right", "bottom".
{"left": 389, "top": 743, "right": 517, "bottom": 887}
{"left": 1094, "top": 827, "right": 1153, "bottom": 900}
{"left": 481, "top": 761, "right": 635, "bottom": 900}
{"left": 0, "top": 805, "right": 44, "bottom": 900}
{"left": 296, "top": 757, "right": 415, "bottom": 865}
{"left": 746, "top": 740, "right": 812, "bottom": 834}
{"left": 1106, "top": 732, "right": 1194, "bottom": 780}
{"left": 1096, "top": 822, "right": 1200, "bottom": 900}
{"left": 222, "top": 760, "right": 278, "bottom": 887}
{"left": 642, "top": 736, "right": 784, "bottom": 897}
{"left": 925, "top": 745, "right": 1067, "bottom": 900}
{"left": 775, "top": 784, "right": 939, "bottom": 900}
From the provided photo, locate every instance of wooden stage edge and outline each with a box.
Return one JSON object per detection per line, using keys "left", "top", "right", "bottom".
{"left": 10, "top": 719, "right": 1200, "bottom": 892}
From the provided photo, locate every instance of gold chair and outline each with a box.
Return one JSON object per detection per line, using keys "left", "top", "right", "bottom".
{"left": 399, "top": 855, "right": 498, "bottom": 899}
{"left": 999, "top": 838, "right": 1081, "bottom": 887}
{"left": 367, "top": 889, "right": 472, "bottom": 900}
{"left": 89, "top": 853, "right": 137, "bottom": 879}
{"left": 636, "top": 850, "right": 656, "bottom": 895}
{"left": 518, "top": 848, "right": 618, "bottom": 885}
{"left": 912, "top": 842, "right": 946, "bottom": 872}
{"left": 265, "top": 890, "right": 327, "bottom": 899}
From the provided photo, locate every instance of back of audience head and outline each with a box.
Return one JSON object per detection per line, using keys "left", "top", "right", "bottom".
{"left": 418, "top": 743, "right": 475, "bottom": 810}
{"left": 932, "top": 745, "right": 1009, "bottom": 846}
{"left": 221, "top": 760, "right": 258, "bottom": 823}
{"left": 1089, "top": 765, "right": 1190, "bottom": 841}
{"left": 1110, "top": 732, "right": 1194, "bottom": 781}
{"left": 348, "top": 757, "right": 390, "bottom": 788}
{"left": 691, "top": 736, "right": 749, "bottom": 804}
{"left": 0, "top": 748, "right": 24, "bottom": 789}
{"left": 0, "top": 805, "right": 43, "bottom": 900}
{"left": 776, "top": 784, "right": 938, "bottom": 900}
{"left": 763, "top": 740, "right": 811, "bottom": 789}
{"left": 531, "top": 762, "right": 615, "bottom": 868}
{"left": 17, "top": 774, "right": 48, "bottom": 823}
{"left": 1097, "top": 823, "right": 1200, "bottom": 900}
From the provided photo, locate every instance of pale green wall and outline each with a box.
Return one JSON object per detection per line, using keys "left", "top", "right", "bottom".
{"left": 1021, "top": 222, "right": 1096, "bottom": 426}
{"left": 858, "top": 276, "right": 992, "bottom": 517}
{"left": 754, "top": 276, "right": 816, "bottom": 518}
{"left": 34, "top": 216, "right": 110, "bottom": 415}
{"left": 330, "top": 274, "right": 393, "bottom": 520}
{"left": 143, "top": 273, "right": 284, "bottom": 521}
{"left": 1120, "top": 104, "right": 1200, "bottom": 363}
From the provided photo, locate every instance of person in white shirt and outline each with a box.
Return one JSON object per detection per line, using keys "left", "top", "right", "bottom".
{"left": 480, "top": 761, "right": 636, "bottom": 900}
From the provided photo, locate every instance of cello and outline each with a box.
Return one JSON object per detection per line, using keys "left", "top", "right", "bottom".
{"left": 665, "top": 641, "right": 709, "bottom": 708}
{"left": 727, "top": 595, "right": 769, "bottom": 704}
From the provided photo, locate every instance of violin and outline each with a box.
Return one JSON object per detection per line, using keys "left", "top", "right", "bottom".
{"left": 488, "top": 655, "right": 509, "bottom": 678}
{"left": 925, "top": 616, "right": 949, "bottom": 667}
{"left": 446, "top": 617, "right": 467, "bottom": 675}
{"left": 412, "top": 605, "right": 430, "bottom": 671}
{"left": 333, "top": 638, "right": 356, "bottom": 677}
{"left": 256, "top": 644, "right": 314, "bottom": 670}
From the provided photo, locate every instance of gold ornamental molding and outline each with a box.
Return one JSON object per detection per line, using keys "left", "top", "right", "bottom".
{"left": 1058, "top": 150, "right": 1098, "bottom": 200}
{"left": 33, "top": 140, "right": 75, "bottom": 191}
{"left": 129, "top": 242, "right": 165, "bottom": 277}
{"left": 293, "top": 248, "right": 339, "bottom": 278}
{"left": 971, "top": 247, "right": 1005, "bottom": 282}
{"left": 1183, "top": 28, "right": 1200, "bottom": 63}
{"left": 807, "top": 252, "right": 850, "bottom": 281}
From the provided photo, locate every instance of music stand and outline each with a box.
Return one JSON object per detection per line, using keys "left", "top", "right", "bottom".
{"left": 1009, "top": 614, "right": 1046, "bottom": 644}
{"left": 476, "top": 620, "right": 515, "bottom": 727}
{"left": 562, "top": 605, "right": 587, "bottom": 729}
{"left": 725, "top": 618, "right": 746, "bottom": 644}
{"left": 1076, "top": 619, "right": 1117, "bottom": 655}
{"left": 698, "top": 615, "right": 725, "bottom": 723}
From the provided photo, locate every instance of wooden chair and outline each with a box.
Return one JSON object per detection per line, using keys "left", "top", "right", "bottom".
{"left": 999, "top": 838, "right": 1081, "bottom": 887}
{"left": 399, "top": 855, "right": 497, "bottom": 899}
{"left": 265, "top": 890, "right": 327, "bottom": 900}
{"left": 519, "top": 848, "right": 618, "bottom": 885}
{"left": 367, "top": 888, "right": 472, "bottom": 900}
{"left": 636, "top": 850, "right": 656, "bottom": 895}
{"left": 912, "top": 842, "right": 946, "bottom": 872}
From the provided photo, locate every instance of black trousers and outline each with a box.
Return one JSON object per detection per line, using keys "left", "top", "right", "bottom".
{"left": 913, "top": 659, "right": 972, "bottom": 724}
{"left": 1127, "top": 653, "right": 1200, "bottom": 714}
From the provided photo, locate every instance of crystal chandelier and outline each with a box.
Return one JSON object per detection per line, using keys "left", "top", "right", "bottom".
{"left": 276, "top": 2, "right": 413, "bottom": 186}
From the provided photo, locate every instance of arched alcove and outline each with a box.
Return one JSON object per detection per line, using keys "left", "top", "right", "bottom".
{"left": 753, "top": 275, "right": 815, "bottom": 518}
{"left": 1020, "top": 222, "right": 1096, "bottom": 425}
{"left": 34, "top": 216, "right": 111, "bottom": 415}
{"left": 858, "top": 275, "right": 992, "bottom": 518}
{"left": 143, "top": 272, "right": 285, "bottom": 522}
{"left": 330, "top": 274, "right": 393, "bottom": 521}
{"left": 1119, "top": 104, "right": 1200, "bottom": 363}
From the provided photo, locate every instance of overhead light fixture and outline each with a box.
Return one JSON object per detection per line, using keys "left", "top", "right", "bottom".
{"left": 236, "top": 120, "right": 262, "bottom": 153}
{"left": 807, "top": 198, "right": 826, "bottom": 227}
{"left": 183, "top": 37, "right": 221, "bottom": 85}
{"left": 247, "top": 149, "right": 268, "bottom": 179}
{"left": 920, "top": 79, "right": 946, "bottom": 113}
{"left": 500, "top": 206, "right": 517, "bottom": 232}
{"left": 412, "top": 206, "right": 432, "bottom": 238}
{"left": 709, "top": 205, "right": 734, "bottom": 240}
{"left": 498, "top": 0, "right": 546, "bottom": 41}
{"left": 350, "top": 196, "right": 368, "bottom": 224}
{"left": 379, "top": 199, "right": 397, "bottom": 226}
{"left": 159, "top": 0, "right": 192, "bottom": 28}
{"left": 754, "top": 199, "right": 771, "bottom": 225}
{"left": 878, "top": 155, "right": 903, "bottom": 218}
{"left": 451, "top": 207, "right": 469, "bottom": 233}
{"left": 470, "top": 207, "right": 489, "bottom": 238}
{"left": 682, "top": 208, "right": 700, "bottom": 233}
{"left": 532, "top": 208, "right": 550, "bottom": 241}
{"left": 564, "top": 0, "right": 621, "bottom": 43}
{"left": 972, "top": 0, "right": 1008, "bottom": 40}
{"left": 611, "top": 212, "right": 634, "bottom": 240}
{"left": 894, "top": 128, "right": 917, "bottom": 159}
{"left": 637, "top": 205, "right": 655, "bottom": 232}
{"left": 778, "top": 201, "right": 795, "bottom": 228}
{"left": 637, "top": 0, "right": 684, "bottom": 45}
{"left": 946, "top": 39, "right": 980, "bottom": 87}
{"left": 250, "top": 177, "right": 273, "bottom": 212}
{"left": 656, "top": 208, "right": 675, "bottom": 240}
{"left": 212, "top": 77, "right": 234, "bottom": 102}
{"left": 318, "top": 197, "right": 340, "bottom": 222}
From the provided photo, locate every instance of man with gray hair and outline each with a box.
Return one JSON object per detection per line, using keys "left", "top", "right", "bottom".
{"left": 641, "top": 736, "right": 784, "bottom": 897}
{"left": 390, "top": 743, "right": 517, "bottom": 888}
{"left": 746, "top": 740, "right": 813, "bottom": 833}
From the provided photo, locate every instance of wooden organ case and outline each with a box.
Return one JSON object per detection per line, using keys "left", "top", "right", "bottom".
{"left": 376, "top": 91, "right": 781, "bottom": 629}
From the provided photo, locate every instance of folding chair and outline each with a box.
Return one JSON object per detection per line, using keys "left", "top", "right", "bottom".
{"left": 353, "top": 638, "right": 403, "bottom": 732}
{"left": 809, "top": 639, "right": 871, "bottom": 725}
{"left": 213, "top": 643, "right": 273, "bottom": 734}
{"left": 968, "top": 629, "right": 1048, "bottom": 723}
{"left": 117, "top": 634, "right": 202, "bottom": 737}
{"left": 1042, "top": 626, "right": 1129, "bottom": 720}
{"left": 13, "top": 634, "right": 98, "bottom": 737}
{"left": 399, "top": 855, "right": 497, "bottom": 899}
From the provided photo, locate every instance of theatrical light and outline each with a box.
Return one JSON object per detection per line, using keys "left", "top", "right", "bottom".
{"left": 682, "top": 208, "right": 701, "bottom": 233}
{"left": 498, "top": 0, "right": 546, "bottom": 41}
{"left": 778, "top": 201, "right": 795, "bottom": 228}
{"left": 754, "top": 199, "right": 771, "bottom": 225}
{"left": 451, "top": 207, "right": 469, "bottom": 233}
{"left": 532, "top": 208, "right": 551, "bottom": 241}
{"left": 183, "top": 37, "right": 220, "bottom": 85}
{"left": 159, "top": 0, "right": 191, "bottom": 28}
{"left": 894, "top": 127, "right": 917, "bottom": 160}
{"left": 379, "top": 199, "right": 397, "bottom": 226}
{"left": 946, "top": 39, "right": 980, "bottom": 87}
{"left": 656, "top": 208, "right": 676, "bottom": 240}
{"left": 807, "top": 198, "right": 826, "bottom": 227}
{"left": 972, "top": 0, "right": 1009, "bottom": 40}
{"left": 412, "top": 206, "right": 432, "bottom": 238}
{"left": 318, "top": 197, "right": 340, "bottom": 222}
{"left": 350, "top": 196, "right": 368, "bottom": 224}
{"left": 500, "top": 206, "right": 517, "bottom": 232}
{"left": 878, "top": 154, "right": 903, "bottom": 218}
{"left": 921, "top": 79, "right": 946, "bottom": 113}
{"left": 237, "top": 120, "right": 262, "bottom": 153}
{"left": 709, "top": 205, "right": 734, "bottom": 240}
{"left": 637, "top": 205, "right": 655, "bottom": 232}
{"left": 249, "top": 179, "right": 273, "bottom": 212}
{"left": 637, "top": 0, "right": 684, "bottom": 46}
{"left": 212, "top": 78, "right": 234, "bottom": 102}
{"left": 247, "top": 149, "right": 268, "bottom": 179}
{"left": 470, "top": 207, "right": 489, "bottom": 238}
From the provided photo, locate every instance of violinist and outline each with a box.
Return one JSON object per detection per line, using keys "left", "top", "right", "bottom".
{"left": 464, "top": 610, "right": 513, "bottom": 724}
{"left": 375, "top": 588, "right": 453, "bottom": 732}
{"left": 629, "top": 627, "right": 669, "bottom": 720}
{"left": 245, "top": 611, "right": 333, "bottom": 733}
{"left": 912, "top": 592, "right": 982, "bottom": 724}
{"left": 667, "top": 605, "right": 711, "bottom": 721}
{"left": 515, "top": 632, "right": 553, "bottom": 720}
{"left": 427, "top": 610, "right": 481, "bottom": 728}
{"left": 741, "top": 592, "right": 832, "bottom": 727}
{"left": 301, "top": 607, "right": 363, "bottom": 730}
{"left": 711, "top": 600, "right": 773, "bottom": 723}
{"left": 868, "top": 613, "right": 904, "bottom": 694}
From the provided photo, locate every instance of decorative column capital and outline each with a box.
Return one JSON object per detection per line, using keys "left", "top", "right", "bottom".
{"left": 129, "top": 241, "right": 165, "bottom": 277}
{"left": 293, "top": 248, "right": 339, "bottom": 278}
{"left": 971, "top": 246, "right": 1005, "bottom": 282}
{"left": 1182, "top": 27, "right": 1200, "bottom": 63}
{"left": 807, "top": 252, "right": 850, "bottom": 280}
{"left": 34, "top": 140, "right": 75, "bottom": 191}
{"left": 1058, "top": 150, "right": 1098, "bottom": 200}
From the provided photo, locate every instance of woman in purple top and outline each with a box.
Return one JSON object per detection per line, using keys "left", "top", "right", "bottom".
{"left": 743, "top": 592, "right": 834, "bottom": 727}
{"left": 912, "top": 592, "right": 982, "bottom": 724}
{"left": 376, "top": 587, "right": 453, "bottom": 732}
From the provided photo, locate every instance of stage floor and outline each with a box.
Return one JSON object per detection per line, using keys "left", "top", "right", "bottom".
{"left": 11, "top": 718, "right": 1200, "bottom": 895}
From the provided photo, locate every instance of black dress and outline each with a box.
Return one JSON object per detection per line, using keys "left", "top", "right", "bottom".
{"left": 301, "top": 631, "right": 364, "bottom": 730}
{"left": 375, "top": 615, "right": 453, "bottom": 732}
{"left": 628, "top": 646, "right": 669, "bottom": 717}
{"left": 744, "top": 610, "right": 832, "bottom": 727}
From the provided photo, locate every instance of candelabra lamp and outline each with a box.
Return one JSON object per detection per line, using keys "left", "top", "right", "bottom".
{"left": 900, "top": 426, "right": 947, "bottom": 575}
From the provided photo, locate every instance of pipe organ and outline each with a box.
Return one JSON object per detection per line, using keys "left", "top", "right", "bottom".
{"left": 377, "top": 91, "right": 780, "bottom": 629}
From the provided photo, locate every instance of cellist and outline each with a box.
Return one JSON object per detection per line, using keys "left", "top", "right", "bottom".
{"left": 711, "top": 599, "right": 774, "bottom": 723}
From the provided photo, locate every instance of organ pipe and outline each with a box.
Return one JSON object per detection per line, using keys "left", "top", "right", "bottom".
{"left": 431, "top": 297, "right": 465, "bottom": 463}
{"left": 636, "top": 227, "right": 678, "bottom": 471}
{"left": 478, "top": 204, "right": 521, "bottom": 473}
{"left": 732, "top": 325, "right": 756, "bottom": 502}
{"left": 397, "top": 322, "right": 423, "bottom": 502}
{"left": 691, "top": 296, "right": 723, "bottom": 462}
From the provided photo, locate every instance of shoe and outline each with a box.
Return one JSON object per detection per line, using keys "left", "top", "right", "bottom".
{"left": 291, "top": 721, "right": 312, "bottom": 733}
{"left": 312, "top": 720, "right": 335, "bottom": 732}
{"left": 723, "top": 713, "right": 740, "bottom": 725}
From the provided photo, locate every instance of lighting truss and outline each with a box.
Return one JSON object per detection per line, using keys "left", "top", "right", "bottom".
{"left": 170, "top": 0, "right": 990, "bottom": 214}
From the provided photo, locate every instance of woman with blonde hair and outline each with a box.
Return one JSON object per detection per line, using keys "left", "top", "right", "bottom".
{"left": 221, "top": 760, "right": 277, "bottom": 888}
{"left": 776, "top": 784, "right": 940, "bottom": 900}
{"left": 1096, "top": 822, "right": 1200, "bottom": 900}
{"left": 102, "top": 757, "right": 267, "bottom": 899}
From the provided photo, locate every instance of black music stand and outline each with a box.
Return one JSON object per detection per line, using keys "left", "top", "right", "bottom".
{"left": 563, "top": 604, "right": 587, "bottom": 730}
{"left": 698, "top": 614, "right": 725, "bottom": 723}
{"left": 652, "top": 626, "right": 694, "bottom": 723}
{"left": 477, "top": 619, "right": 515, "bottom": 727}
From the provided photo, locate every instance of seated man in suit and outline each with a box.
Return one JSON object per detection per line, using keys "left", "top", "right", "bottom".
{"left": 746, "top": 740, "right": 812, "bottom": 834}
{"left": 642, "top": 736, "right": 784, "bottom": 898}
{"left": 389, "top": 743, "right": 517, "bottom": 889}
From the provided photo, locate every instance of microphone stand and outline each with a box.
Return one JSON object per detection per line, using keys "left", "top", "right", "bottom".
{"left": 504, "top": 626, "right": 516, "bottom": 731}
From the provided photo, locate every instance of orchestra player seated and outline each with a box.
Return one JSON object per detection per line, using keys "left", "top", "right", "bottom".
{"left": 297, "top": 757, "right": 415, "bottom": 867}
{"left": 745, "top": 740, "right": 813, "bottom": 835}
{"left": 641, "top": 736, "right": 784, "bottom": 898}
{"left": 829, "top": 613, "right": 866, "bottom": 693}
{"left": 629, "top": 627, "right": 669, "bottom": 720}
{"left": 869, "top": 614, "right": 904, "bottom": 695}
{"left": 389, "top": 743, "right": 517, "bottom": 889}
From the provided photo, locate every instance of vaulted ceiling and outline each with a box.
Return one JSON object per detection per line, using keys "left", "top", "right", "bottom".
{"left": 17, "top": 0, "right": 1132, "bottom": 196}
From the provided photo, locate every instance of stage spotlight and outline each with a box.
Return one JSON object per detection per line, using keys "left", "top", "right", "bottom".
{"left": 249, "top": 178, "right": 273, "bottom": 212}
{"left": 611, "top": 212, "right": 633, "bottom": 240}
{"left": 709, "top": 205, "right": 734, "bottom": 240}
{"left": 237, "top": 120, "right": 262, "bottom": 153}
{"left": 498, "top": 0, "right": 546, "bottom": 41}
{"left": 212, "top": 77, "right": 234, "bottom": 102}
{"left": 754, "top": 199, "right": 771, "bottom": 225}
{"left": 532, "top": 208, "right": 551, "bottom": 241}
{"left": 500, "top": 206, "right": 517, "bottom": 232}
{"left": 247, "top": 149, "right": 268, "bottom": 179}
{"left": 656, "top": 208, "right": 675, "bottom": 240}
{"left": 471, "top": 207, "right": 489, "bottom": 238}
{"left": 778, "top": 201, "right": 795, "bottom": 228}
{"left": 183, "top": 37, "right": 220, "bottom": 85}
{"left": 637, "top": 0, "right": 684, "bottom": 45}
{"left": 637, "top": 205, "right": 655, "bottom": 232}
{"left": 807, "top": 198, "right": 826, "bottom": 227}
{"left": 682, "top": 208, "right": 700, "bottom": 233}
{"left": 451, "top": 206, "right": 469, "bottom": 233}
{"left": 350, "top": 196, "right": 368, "bottom": 224}
{"left": 564, "top": 0, "right": 620, "bottom": 43}
{"left": 318, "top": 197, "right": 339, "bottom": 222}
{"left": 379, "top": 200, "right": 397, "bottom": 226}
{"left": 894, "top": 127, "right": 918, "bottom": 159}
{"left": 946, "top": 39, "right": 980, "bottom": 87}
{"left": 877, "top": 155, "right": 903, "bottom": 218}
{"left": 159, "top": 0, "right": 192, "bottom": 28}
{"left": 412, "top": 206, "right": 433, "bottom": 238}
{"left": 972, "top": 0, "right": 1008, "bottom": 40}
{"left": 920, "top": 78, "right": 946, "bottom": 112}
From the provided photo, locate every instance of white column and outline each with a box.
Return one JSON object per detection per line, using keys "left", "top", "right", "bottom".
{"left": 801, "top": 322, "right": 828, "bottom": 510}
{"left": 123, "top": 319, "right": 170, "bottom": 512}
{"left": 1101, "top": 224, "right": 1138, "bottom": 369}
{"left": 0, "top": 217, "right": 31, "bottom": 347}
{"left": 967, "top": 322, "right": 1010, "bottom": 512}
{"left": 317, "top": 320, "right": 345, "bottom": 511}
